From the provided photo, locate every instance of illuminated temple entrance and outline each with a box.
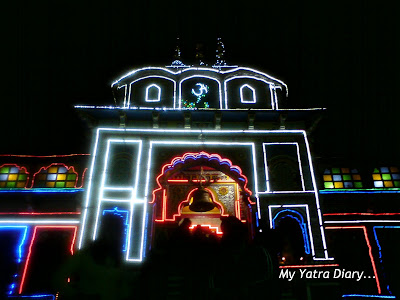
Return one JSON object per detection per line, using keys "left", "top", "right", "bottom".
{"left": 151, "top": 152, "right": 255, "bottom": 236}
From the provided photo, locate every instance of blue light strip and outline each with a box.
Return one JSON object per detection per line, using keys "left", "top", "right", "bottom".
{"left": 0, "top": 226, "right": 29, "bottom": 295}
{"left": 0, "top": 188, "right": 84, "bottom": 193}
{"left": 102, "top": 207, "right": 129, "bottom": 252}
{"left": 272, "top": 209, "right": 311, "bottom": 255}
{"left": 320, "top": 189, "right": 400, "bottom": 194}
{"left": 342, "top": 295, "right": 396, "bottom": 298}
{"left": 8, "top": 295, "right": 55, "bottom": 300}
{"left": 373, "top": 226, "right": 400, "bottom": 295}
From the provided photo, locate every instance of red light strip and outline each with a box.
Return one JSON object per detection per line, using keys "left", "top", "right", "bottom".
{"left": 29, "top": 163, "right": 79, "bottom": 189}
{"left": 325, "top": 226, "right": 381, "bottom": 294}
{"left": 18, "top": 225, "right": 78, "bottom": 294}
{"left": 0, "top": 154, "right": 90, "bottom": 158}
{"left": 279, "top": 264, "right": 339, "bottom": 269}
{"left": 324, "top": 213, "right": 400, "bottom": 216}
{"left": 189, "top": 224, "right": 223, "bottom": 235}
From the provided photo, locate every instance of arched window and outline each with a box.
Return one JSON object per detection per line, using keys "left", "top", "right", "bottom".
{"left": 240, "top": 84, "right": 256, "bottom": 103}
{"left": 273, "top": 209, "right": 310, "bottom": 262}
{"left": 0, "top": 164, "right": 29, "bottom": 188}
{"left": 145, "top": 84, "right": 161, "bottom": 102}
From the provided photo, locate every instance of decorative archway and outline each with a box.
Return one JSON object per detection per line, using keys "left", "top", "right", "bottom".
{"left": 272, "top": 209, "right": 311, "bottom": 256}
{"left": 151, "top": 152, "right": 254, "bottom": 224}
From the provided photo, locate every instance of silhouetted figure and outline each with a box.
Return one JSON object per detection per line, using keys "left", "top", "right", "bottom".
{"left": 55, "top": 215, "right": 127, "bottom": 300}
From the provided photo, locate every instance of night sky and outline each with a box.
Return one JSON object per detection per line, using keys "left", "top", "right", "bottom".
{"left": 3, "top": 0, "right": 400, "bottom": 166}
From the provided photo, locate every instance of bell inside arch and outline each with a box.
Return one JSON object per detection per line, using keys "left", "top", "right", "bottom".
{"left": 189, "top": 188, "right": 216, "bottom": 212}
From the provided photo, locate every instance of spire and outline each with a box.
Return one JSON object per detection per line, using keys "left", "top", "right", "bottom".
{"left": 195, "top": 43, "right": 206, "bottom": 66}
{"left": 173, "top": 37, "right": 182, "bottom": 60}
{"left": 214, "top": 37, "right": 227, "bottom": 67}
{"left": 170, "top": 37, "right": 187, "bottom": 68}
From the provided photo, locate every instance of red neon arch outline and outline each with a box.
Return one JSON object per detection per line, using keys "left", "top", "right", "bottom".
{"left": 151, "top": 152, "right": 254, "bottom": 222}
{"left": 0, "top": 164, "right": 30, "bottom": 189}
{"left": 30, "top": 163, "right": 79, "bottom": 188}
{"left": 19, "top": 225, "right": 77, "bottom": 294}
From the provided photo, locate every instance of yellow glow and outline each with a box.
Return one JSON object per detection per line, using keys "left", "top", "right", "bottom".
{"left": 57, "top": 174, "right": 66, "bottom": 181}
{"left": 16, "top": 182, "right": 25, "bottom": 188}
{"left": 384, "top": 181, "right": 394, "bottom": 188}
{"left": 8, "top": 174, "right": 18, "bottom": 181}
{"left": 372, "top": 174, "right": 382, "bottom": 181}
{"left": 334, "top": 182, "right": 344, "bottom": 188}
{"left": 323, "top": 175, "right": 332, "bottom": 181}
{"left": 48, "top": 167, "right": 58, "bottom": 173}
{"left": 46, "top": 182, "right": 55, "bottom": 188}
{"left": 66, "top": 182, "right": 75, "bottom": 188}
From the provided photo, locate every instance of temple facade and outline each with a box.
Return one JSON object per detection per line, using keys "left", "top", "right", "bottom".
{"left": 1, "top": 52, "right": 399, "bottom": 299}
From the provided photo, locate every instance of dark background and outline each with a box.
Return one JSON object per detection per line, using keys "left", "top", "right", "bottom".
{"left": 3, "top": 0, "right": 399, "bottom": 166}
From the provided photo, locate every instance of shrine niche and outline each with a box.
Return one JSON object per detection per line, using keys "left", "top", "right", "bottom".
{"left": 151, "top": 152, "right": 254, "bottom": 233}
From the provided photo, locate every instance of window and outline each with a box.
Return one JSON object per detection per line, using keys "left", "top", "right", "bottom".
{"left": 323, "top": 168, "right": 362, "bottom": 189}
{"left": 372, "top": 167, "right": 400, "bottom": 188}
{"left": 145, "top": 84, "right": 161, "bottom": 102}
{"left": 240, "top": 84, "right": 256, "bottom": 103}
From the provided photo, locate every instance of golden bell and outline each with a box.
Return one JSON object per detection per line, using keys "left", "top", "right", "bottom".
{"left": 189, "top": 188, "right": 216, "bottom": 212}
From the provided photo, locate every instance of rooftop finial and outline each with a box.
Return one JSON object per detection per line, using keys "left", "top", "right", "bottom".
{"left": 173, "top": 37, "right": 182, "bottom": 60}
{"left": 215, "top": 37, "right": 226, "bottom": 67}
{"left": 195, "top": 43, "right": 206, "bottom": 66}
{"left": 170, "top": 37, "right": 187, "bottom": 68}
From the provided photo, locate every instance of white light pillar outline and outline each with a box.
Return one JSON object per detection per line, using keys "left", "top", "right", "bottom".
{"left": 80, "top": 128, "right": 329, "bottom": 260}
{"left": 262, "top": 142, "right": 306, "bottom": 192}
{"left": 89, "top": 138, "right": 144, "bottom": 262}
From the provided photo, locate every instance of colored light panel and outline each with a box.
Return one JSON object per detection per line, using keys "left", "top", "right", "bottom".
{"left": 0, "top": 164, "right": 29, "bottom": 188}
{"left": 373, "top": 167, "right": 400, "bottom": 188}
{"left": 323, "top": 168, "right": 362, "bottom": 189}
{"left": 32, "top": 164, "right": 78, "bottom": 188}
